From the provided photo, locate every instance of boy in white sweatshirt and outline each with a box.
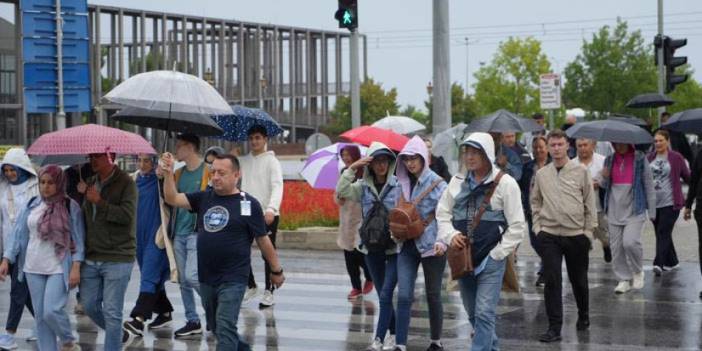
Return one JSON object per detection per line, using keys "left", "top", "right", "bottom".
{"left": 239, "top": 125, "right": 284, "bottom": 308}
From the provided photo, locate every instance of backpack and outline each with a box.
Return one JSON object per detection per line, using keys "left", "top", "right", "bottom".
{"left": 359, "top": 187, "right": 392, "bottom": 252}
{"left": 388, "top": 179, "right": 443, "bottom": 241}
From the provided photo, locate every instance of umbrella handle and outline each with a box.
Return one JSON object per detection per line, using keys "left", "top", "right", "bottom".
{"left": 162, "top": 103, "right": 172, "bottom": 154}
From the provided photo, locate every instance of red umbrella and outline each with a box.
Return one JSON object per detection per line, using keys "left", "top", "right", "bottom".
{"left": 28, "top": 124, "right": 156, "bottom": 156}
{"left": 340, "top": 126, "right": 410, "bottom": 152}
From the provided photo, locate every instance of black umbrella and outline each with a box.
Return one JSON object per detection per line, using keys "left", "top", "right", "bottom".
{"left": 662, "top": 108, "right": 702, "bottom": 133}
{"left": 607, "top": 113, "right": 648, "bottom": 127}
{"left": 625, "top": 93, "right": 674, "bottom": 108}
{"left": 111, "top": 106, "right": 224, "bottom": 136}
{"left": 465, "top": 109, "right": 545, "bottom": 133}
{"left": 565, "top": 120, "right": 653, "bottom": 144}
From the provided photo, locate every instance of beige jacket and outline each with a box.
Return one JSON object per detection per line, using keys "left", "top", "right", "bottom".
{"left": 334, "top": 194, "right": 362, "bottom": 251}
{"left": 530, "top": 159, "right": 598, "bottom": 239}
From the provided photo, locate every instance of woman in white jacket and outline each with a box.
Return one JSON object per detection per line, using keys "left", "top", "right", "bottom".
{"left": 0, "top": 148, "right": 39, "bottom": 349}
{"left": 436, "top": 133, "right": 525, "bottom": 351}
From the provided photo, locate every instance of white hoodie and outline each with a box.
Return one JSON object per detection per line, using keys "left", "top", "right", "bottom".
{"left": 0, "top": 148, "right": 39, "bottom": 254}
{"left": 239, "top": 150, "right": 284, "bottom": 216}
{"left": 436, "top": 132, "right": 526, "bottom": 261}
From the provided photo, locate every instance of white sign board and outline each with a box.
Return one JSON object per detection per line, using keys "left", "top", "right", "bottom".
{"left": 540, "top": 73, "right": 561, "bottom": 110}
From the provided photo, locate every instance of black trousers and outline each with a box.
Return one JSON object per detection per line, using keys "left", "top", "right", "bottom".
{"left": 695, "top": 208, "right": 702, "bottom": 277}
{"left": 652, "top": 206, "right": 680, "bottom": 268}
{"left": 344, "top": 249, "right": 372, "bottom": 290}
{"left": 538, "top": 232, "right": 590, "bottom": 333}
{"left": 6, "top": 263, "right": 34, "bottom": 332}
{"left": 130, "top": 290, "right": 174, "bottom": 321}
{"left": 248, "top": 216, "right": 279, "bottom": 291}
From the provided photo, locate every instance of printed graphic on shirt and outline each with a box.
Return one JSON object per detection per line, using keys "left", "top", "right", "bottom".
{"left": 203, "top": 205, "right": 230, "bottom": 232}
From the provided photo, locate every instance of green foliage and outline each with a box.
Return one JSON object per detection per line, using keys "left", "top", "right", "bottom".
{"left": 472, "top": 37, "right": 552, "bottom": 117}
{"left": 325, "top": 78, "right": 400, "bottom": 135}
{"left": 563, "top": 21, "right": 657, "bottom": 119}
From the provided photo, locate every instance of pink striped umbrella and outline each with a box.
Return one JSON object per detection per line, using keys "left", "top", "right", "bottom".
{"left": 27, "top": 124, "right": 156, "bottom": 156}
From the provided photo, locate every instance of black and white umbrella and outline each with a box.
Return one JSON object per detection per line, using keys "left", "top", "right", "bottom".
{"left": 662, "top": 108, "right": 702, "bottom": 133}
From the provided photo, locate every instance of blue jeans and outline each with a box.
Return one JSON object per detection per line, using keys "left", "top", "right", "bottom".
{"left": 364, "top": 252, "right": 397, "bottom": 341}
{"left": 396, "top": 241, "right": 447, "bottom": 345}
{"left": 174, "top": 233, "right": 201, "bottom": 323}
{"left": 200, "top": 282, "right": 250, "bottom": 351}
{"left": 458, "top": 257, "right": 506, "bottom": 351}
{"left": 25, "top": 273, "right": 74, "bottom": 351}
{"left": 80, "top": 261, "right": 133, "bottom": 351}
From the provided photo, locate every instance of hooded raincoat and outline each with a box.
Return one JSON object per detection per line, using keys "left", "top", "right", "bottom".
{"left": 395, "top": 136, "right": 447, "bottom": 256}
{"left": 0, "top": 148, "right": 39, "bottom": 254}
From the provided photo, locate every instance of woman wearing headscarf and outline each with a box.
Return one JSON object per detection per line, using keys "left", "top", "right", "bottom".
{"left": 335, "top": 144, "right": 374, "bottom": 300}
{"left": 123, "top": 154, "right": 174, "bottom": 338}
{"left": 0, "top": 164, "right": 84, "bottom": 351}
{"left": 0, "top": 148, "right": 38, "bottom": 348}
{"left": 601, "top": 143, "right": 655, "bottom": 294}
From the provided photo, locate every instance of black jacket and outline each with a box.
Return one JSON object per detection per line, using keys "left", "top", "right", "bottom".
{"left": 430, "top": 155, "right": 452, "bottom": 183}
{"left": 685, "top": 152, "right": 702, "bottom": 209}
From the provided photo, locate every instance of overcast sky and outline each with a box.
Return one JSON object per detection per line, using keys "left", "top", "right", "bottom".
{"left": 3, "top": 0, "right": 701, "bottom": 110}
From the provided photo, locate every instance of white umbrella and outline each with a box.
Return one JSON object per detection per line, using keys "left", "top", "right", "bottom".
{"left": 104, "top": 70, "right": 231, "bottom": 115}
{"left": 372, "top": 116, "right": 426, "bottom": 135}
{"left": 432, "top": 123, "right": 468, "bottom": 175}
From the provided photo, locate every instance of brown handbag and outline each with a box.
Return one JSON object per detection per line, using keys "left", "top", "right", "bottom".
{"left": 388, "top": 179, "right": 443, "bottom": 241}
{"left": 447, "top": 172, "right": 504, "bottom": 280}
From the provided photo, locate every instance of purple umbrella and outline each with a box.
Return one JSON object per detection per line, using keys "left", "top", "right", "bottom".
{"left": 300, "top": 143, "right": 367, "bottom": 190}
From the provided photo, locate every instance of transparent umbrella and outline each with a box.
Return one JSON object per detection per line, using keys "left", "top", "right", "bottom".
{"left": 432, "top": 123, "right": 468, "bottom": 175}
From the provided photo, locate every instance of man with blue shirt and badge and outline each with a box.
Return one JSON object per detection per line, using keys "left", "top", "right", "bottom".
{"left": 161, "top": 152, "right": 285, "bottom": 350}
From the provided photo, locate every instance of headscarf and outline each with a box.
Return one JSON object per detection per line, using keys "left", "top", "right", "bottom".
{"left": 2, "top": 164, "right": 31, "bottom": 185}
{"left": 37, "top": 165, "right": 72, "bottom": 260}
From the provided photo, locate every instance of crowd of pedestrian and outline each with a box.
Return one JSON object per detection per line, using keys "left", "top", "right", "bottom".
{"left": 0, "top": 109, "right": 700, "bottom": 351}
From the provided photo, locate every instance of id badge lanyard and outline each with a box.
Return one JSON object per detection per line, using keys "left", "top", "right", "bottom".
{"left": 240, "top": 192, "right": 252, "bottom": 217}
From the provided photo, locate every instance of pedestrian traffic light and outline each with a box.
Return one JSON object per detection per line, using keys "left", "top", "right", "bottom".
{"left": 335, "top": 0, "right": 358, "bottom": 31}
{"left": 664, "top": 36, "right": 688, "bottom": 93}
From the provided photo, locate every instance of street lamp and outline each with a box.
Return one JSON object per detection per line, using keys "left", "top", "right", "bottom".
{"left": 426, "top": 81, "right": 433, "bottom": 96}
{"left": 204, "top": 68, "right": 215, "bottom": 86}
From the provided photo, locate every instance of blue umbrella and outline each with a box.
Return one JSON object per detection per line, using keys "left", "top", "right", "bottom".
{"left": 212, "top": 105, "right": 284, "bottom": 142}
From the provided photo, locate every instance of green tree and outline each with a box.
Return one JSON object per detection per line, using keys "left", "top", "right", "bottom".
{"left": 325, "top": 78, "right": 400, "bottom": 135}
{"left": 472, "top": 37, "right": 552, "bottom": 116}
{"left": 424, "top": 82, "right": 479, "bottom": 129}
{"left": 563, "top": 21, "right": 656, "bottom": 118}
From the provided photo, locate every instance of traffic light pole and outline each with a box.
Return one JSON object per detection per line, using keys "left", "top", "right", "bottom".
{"left": 350, "top": 29, "right": 361, "bottom": 128}
{"left": 656, "top": 0, "right": 665, "bottom": 126}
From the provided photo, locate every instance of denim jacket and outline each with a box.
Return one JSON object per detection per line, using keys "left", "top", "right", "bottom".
{"left": 602, "top": 150, "right": 656, "bottom": 218}
{"left": 396, "top": 169, "right": 447, "bottom": 256}
{"left": 3, "top": 197, "right": 86, "bottom": 291}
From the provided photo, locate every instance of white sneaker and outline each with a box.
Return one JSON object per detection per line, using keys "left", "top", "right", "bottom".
{"left": 382, "top": 334, "right": 396, "bottom": 350}
{"left": 632, "top": 271, "right": 645, "bottom": 289}
{"left": 243, "top": 287, "right": 258, "bottom": 303}
{"left": 365, "top": 338, "right": 383, "bottom": 351}
{"left": 259, "top": 290, "right": 275, "bottom": 308}
{"left": 614, "top": 281, "right": 631, "bottom": 294}
{"left": 0, "top": 334, "right": 18, "bottom": 350}
{"left": 26, "top": 328, "right": 37, "bottom": 342}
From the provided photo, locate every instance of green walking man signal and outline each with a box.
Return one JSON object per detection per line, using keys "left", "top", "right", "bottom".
{"left": 335, "top": 0, "right": 358, "bottom": 30}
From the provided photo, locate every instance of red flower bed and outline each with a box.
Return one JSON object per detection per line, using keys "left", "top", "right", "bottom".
{"left": 280, "top": 180, "right": 339, "bottom": 230}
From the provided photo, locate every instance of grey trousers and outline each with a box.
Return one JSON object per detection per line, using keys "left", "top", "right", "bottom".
{"left": 608, "top": 219, "right": 645, "bottom": 281}
{"left": 593, "top": 212, "right": 610, "bottom": 247}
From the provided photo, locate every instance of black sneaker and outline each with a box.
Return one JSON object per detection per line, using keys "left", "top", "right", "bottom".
{"left": 576, "top": 316, "right": 590, "bottom": 331}
{"left": 123, "top": 318, "right": 144, "bottom": 337}
{"left": 122, "top": 330, "right": 134, "bottom": 344}
{"left": 603, "top": 246, "right": 612, "bottom": 263}
{"left": 539, "top": 330, "right": 562, "bottom": 343}
{"left": 426, "top": 342, "right": 444, "bottom": 351}
{"left": 149, "top": 313, "right": 173, "bottom": 330}
{"left": 174, "top": 321, "right": 203, "bottom": 337}
{"left": 535, "top": 274, "right": 545, "bottom": 287}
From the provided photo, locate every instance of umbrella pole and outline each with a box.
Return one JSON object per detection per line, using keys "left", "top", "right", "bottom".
{"left": 162, "top": 102, "right": 173, "bottom": 154}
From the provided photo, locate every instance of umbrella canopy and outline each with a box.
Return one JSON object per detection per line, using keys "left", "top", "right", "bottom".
{"left": 103, "top": 70, "right": 231, "bottom": 115}
{"left": 111, "top": 106, "right": 224, "bottom": 136}
{"left": 340, "top": 126, "right": 410, "bottom": 152}
{"left": 662, "top": 108, "right": 702, "bottom": 133}
{"left": 27, "top": 124, "right": 157, "bottom": 156}
{"left": 565, "top": 120, "right": 653, "bottom": 144}
{"left": 625, "top": 93, "right": 674, "bottom": 108}
{"left": 607, "top": 113, "right": 648, "bottom": 127}
{"left": 465, "top": 109, "right": 545, "bottom": 133}
{"left": 300, "top": 143, "right": 368, "bottom": 190}
{"left": 431, "top": 123, "right": 468, "bottom": 175}
{"left": 212, "top": 105, "right": 284, "bottom": 142}
{"left": 371, "top": 116, "right": 426, "bottom": 135}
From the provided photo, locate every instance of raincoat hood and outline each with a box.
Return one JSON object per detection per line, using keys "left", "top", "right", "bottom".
{"left": 0, "top": 148, "right": 37, "bottom": 184}
{"left": 396, "top": 136, "right": 430, "bottom": 199}
{"left": 461, "top": 132, "right": 496, "bottom": 168}
{"left": 363, "top": 142, "right": 397, "bottom": 189}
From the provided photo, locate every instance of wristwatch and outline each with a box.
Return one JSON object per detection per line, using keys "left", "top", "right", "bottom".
{"left": 271, "top": 267, "right": 284, "bottom": 276}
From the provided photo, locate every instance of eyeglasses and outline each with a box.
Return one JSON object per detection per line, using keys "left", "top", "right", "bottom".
{"left": 401, "top": 155, "right": 422, "bottom": 163}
